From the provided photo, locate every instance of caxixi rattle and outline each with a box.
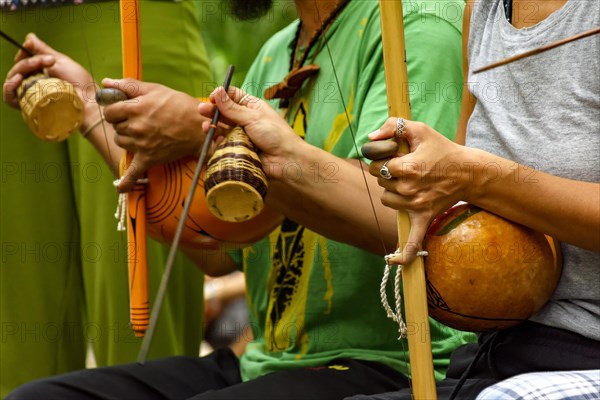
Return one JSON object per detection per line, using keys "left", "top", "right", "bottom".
{"left": 1, "top": 30, "right": 84, "bottom": 142}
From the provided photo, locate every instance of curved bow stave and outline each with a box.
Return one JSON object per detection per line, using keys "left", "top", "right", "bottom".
{"left": 378, "top": 2, "right": 437, "bottom": 398}
{"left": 119, "top": 0, "right": 149, "bottom": 338}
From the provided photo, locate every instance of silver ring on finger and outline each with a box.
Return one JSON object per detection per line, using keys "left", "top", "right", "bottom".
{"left": 380, "top": 159, "right": 393, "bottom": 180}
{"left": 396, "top": 117, "right": 406, "bottom": 138}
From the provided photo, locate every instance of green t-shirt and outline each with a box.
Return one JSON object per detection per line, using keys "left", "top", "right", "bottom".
{"left": 234, "top": 0, "right": 473, "bottom": 382}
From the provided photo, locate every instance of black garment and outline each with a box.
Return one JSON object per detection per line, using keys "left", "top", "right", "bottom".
{"left": 7, "top": 348, "right": 409, "bottom": 400}
{"left": 503, "top": 0, "right": 513, "bottom": 23}
{"left": 347, "top": 321, "right": 600, "bottom": 400}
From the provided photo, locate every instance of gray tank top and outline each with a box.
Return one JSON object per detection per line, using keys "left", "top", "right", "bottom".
{"left": 466, "top": 0, "right": 600, "bottom": 340}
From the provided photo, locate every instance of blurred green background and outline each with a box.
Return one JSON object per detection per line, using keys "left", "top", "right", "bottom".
{"left": 197, "top": 0, "right": 297, "bottom": 86}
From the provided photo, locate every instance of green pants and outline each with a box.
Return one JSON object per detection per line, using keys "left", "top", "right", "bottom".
{"left": 0, "top": 1, "right": 213, "bottom": 396}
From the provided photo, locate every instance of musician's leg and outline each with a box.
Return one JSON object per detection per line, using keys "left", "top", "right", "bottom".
{"left": 189, "top": 358, "right": 409, "bottom": 400}
{"left": 7, "top": 349, "right": 242, "bottom": 400}
{"left": 345, "top": 378, "right": 499, "bottom": 400}
{"left": 349, "top": 322, "right": 600, "bottom": 400}
{"left": 476, "top": 370, "right": 600, "bottom": 400}
{"left": 343, "top": 340, "right": 498, "bottom": 400}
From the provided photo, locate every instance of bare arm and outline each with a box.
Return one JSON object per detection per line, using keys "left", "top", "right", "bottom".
{"left": 466, "top": 149, "right": 600, "bottom": 252}
{"left": 369, "top": 119, "right": 600, "bottom": 264}
{"left": 199, "top": 89, "right": 398, "bottom": 256}
{"left": 265, "top": 147, "right": 398, "bottom": 255}
{"left": 181, "top": 246, "right": 239, "bottom": 277}
{"left": 452, "top": 0, "right": 599, "bottom": 252}
{"left": 204, "top": 271, "right": 246, "bottom": 303}
{"left": 2, "top": 34, "right": 207, "bottom": 189}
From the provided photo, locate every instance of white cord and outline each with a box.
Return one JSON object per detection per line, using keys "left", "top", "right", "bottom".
{"left": 113, "top": 177, "right": 149, "bottom": 232}
{"left": 380, "top": 249, "right": 429, "bottom": 339}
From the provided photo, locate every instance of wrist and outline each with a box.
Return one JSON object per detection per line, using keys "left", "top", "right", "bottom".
{"left": 80, "top": 106, "right": 104, "bottom": 138}
{"left": 73, "top": 79, "right": 99, "bottom": 109}
{"left": 262, "top": 138, "right": 310, "bottom": 182}
{"left": 462, "top": 148, "right": 496, "bottom": 204}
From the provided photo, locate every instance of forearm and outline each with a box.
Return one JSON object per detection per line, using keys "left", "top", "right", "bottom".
{"left": 79, "top": 103, "right": 124, "bottom": 175}
{"left": 181, "top": 246, "right": 239, "bottom": 277}
{"left": 466, "top": 148, "right": 600, "bottom": 252}
{"left": 265, "top": 141, "right": 398, "bottom": 255}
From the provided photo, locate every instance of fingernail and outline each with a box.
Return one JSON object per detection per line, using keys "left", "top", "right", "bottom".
{"left": 42, "top": 55, "right": 54, "bottom": 63}
{"left": 101, "top": 78, "right": 115, "bottom": 86}
{"left": 367, "top": 129, "right": 380, "bottom": 139}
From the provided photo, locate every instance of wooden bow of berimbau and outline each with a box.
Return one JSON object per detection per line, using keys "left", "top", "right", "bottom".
{"left": 119, "top": 0, "right": 149, "bottom": 338}
{"left": 378, "top": 1, "right": 437, "bottom": 398}
{"left": 309, "top": 0, "right": 436, "bottom": 396}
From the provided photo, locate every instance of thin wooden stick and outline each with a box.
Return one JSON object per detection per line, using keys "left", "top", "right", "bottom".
{"left": 137, "top": 65, "right": 235, "bottom": 364}
{"left": 474, "top": 26, "right": 600, "bottom": 74}
{"left": 0, "top": 29, "right": 34, "bottom": 57}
